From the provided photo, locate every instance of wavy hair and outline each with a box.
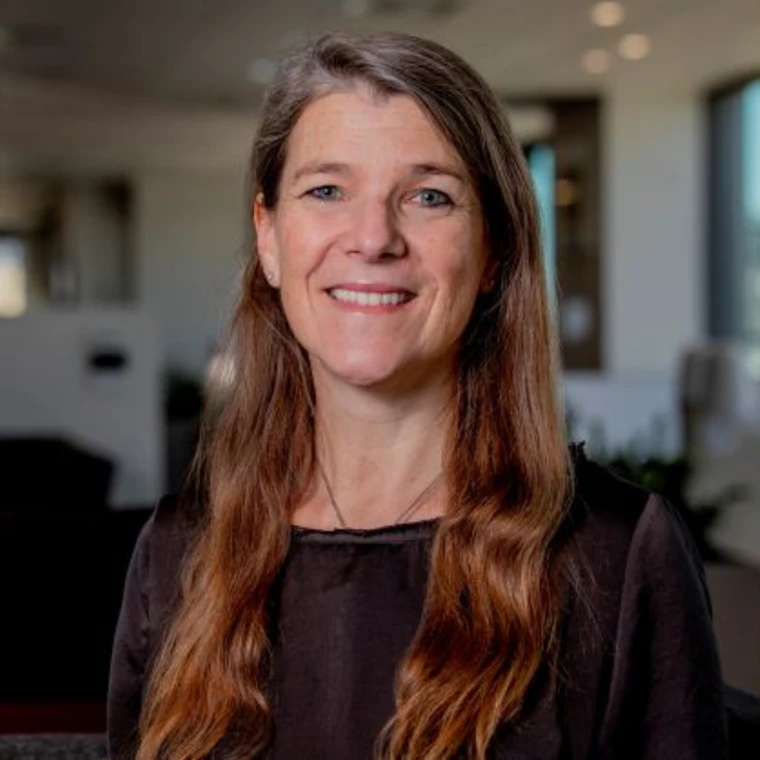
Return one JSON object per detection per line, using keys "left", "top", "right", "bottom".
{"left": 137, "top": 32, "right": 573, "bottom": 760}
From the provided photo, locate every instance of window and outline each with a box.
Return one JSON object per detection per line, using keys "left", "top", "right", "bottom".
{"left": 527, "top": 143, "right": 557, "bottom": 305}
{"left": 0, "top": 235, "right": 27, "bottom": 318}
{"left": 708, "top": 77, "right": 760, "bottom": 374}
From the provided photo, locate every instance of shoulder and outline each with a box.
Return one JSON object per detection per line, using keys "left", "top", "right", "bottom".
{"left": 568, "top": 447, "right": 699, "bottom": 579}
{"left": 131, "top": 492, "right": 200, "bottom": 632}
{"left": 564, "top": 445, "right": 711, "bottom": 636}
{"left": 557, "top": 449, "right": 724, "bottom": 752}
{"left": 133, "top": 492, "right": 196, "bottom": 567}
{"left": 108, "top": 494, "right": 200, "bottom": 759}
{"left": 144, "top": 492, "right": 198, "bottom": 552}
{"left": 569, "top": 450, "right": 650, "bottom": 545}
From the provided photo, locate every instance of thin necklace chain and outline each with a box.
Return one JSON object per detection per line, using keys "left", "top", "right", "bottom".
{"left": 317, "top": 460, "right": 442, "bottom": 529}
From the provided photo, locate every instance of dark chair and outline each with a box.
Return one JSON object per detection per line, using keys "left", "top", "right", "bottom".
{"left": 0, "top": 438, "right": 113, "bottom": 512}
{"left": 0, "top": 507, "right": 151, "bottom": 732}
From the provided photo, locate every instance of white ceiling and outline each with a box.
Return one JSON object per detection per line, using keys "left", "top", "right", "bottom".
{"left": 0, "top": 0, "right": 759, "bottom": 172}
{"left": 1, "top": 0, "right": 758, "bottom": 102}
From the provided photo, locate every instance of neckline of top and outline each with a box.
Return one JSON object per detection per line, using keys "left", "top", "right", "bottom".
{"left": 290, "top": 516, "right": 441, "bottom": 544}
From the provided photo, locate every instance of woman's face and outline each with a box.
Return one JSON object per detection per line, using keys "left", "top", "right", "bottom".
{"left": 254, "top": 87, "right": 490, "bottom": 394}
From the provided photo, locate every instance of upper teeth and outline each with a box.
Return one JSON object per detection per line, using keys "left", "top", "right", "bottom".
{"left": 329, "top": 289, "right": 409, "bottom": 306}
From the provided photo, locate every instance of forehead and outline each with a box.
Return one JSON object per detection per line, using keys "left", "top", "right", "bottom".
{"left": 281, "top": 88, "right": 466, "bottom": 178}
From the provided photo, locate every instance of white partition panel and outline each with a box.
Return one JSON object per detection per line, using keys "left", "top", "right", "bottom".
{"left": 0, "top": 308, "right": 163, "bottom": 507}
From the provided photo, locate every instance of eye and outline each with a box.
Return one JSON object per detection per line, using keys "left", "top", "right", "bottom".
{"left": 306, "top": 185, "right": 342, "bottom": 201}
{"left": 412, "top": 188, "right": 452, "bottom": 207}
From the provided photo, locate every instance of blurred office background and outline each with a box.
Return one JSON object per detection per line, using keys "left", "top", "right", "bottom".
{"left": 0, "top": 0, "right": 759, "bottom": 751}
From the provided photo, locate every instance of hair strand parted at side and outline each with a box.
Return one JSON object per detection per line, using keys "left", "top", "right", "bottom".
{"left": 136, "top": 31, "right": 574, "bottom": 760}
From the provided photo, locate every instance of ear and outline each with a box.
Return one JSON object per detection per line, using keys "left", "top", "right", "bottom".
{"left": 253, "top": 193, "right": 281, "bottom": 288}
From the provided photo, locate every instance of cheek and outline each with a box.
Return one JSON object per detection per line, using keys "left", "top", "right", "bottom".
{"left": 276, "top": 216, "right": 333, "bottom": 280}
{"left": 420, "top": 234, "right": 485, "bottom": 346}
{"left": 434, "top": 229, "right": 486, "bottom": 299}
{"left": 276, "top": 222, "right": 303, "bottom": 271}
{"left": 274, "top": 223, "right": 331, "bottom": 339}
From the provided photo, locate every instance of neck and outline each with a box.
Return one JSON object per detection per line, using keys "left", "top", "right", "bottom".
{"left": 297, "top": 371, "right": 453, "bottom": 530}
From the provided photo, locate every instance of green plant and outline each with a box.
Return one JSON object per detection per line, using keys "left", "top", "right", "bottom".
{"left": 602, "top": 452, "right": 732, "bottom": 561}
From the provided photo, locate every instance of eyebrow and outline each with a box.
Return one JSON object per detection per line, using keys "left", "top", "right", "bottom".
{"left": 408, "top": 163, "right": 466, "bottom": 182}
{"left": 290, "top": 161, "right": 467, "bottom": 184}
{"left": 291, "top": 162, "right": 352, "bottom": 182}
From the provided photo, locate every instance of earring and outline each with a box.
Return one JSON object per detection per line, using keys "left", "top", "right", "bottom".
{"left": 264, "top": 269, "right": 274, "bottom": 284}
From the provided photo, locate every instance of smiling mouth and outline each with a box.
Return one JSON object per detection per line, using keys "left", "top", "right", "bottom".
{"left": 327, "top": 288, "right": 414, "bottom": 307}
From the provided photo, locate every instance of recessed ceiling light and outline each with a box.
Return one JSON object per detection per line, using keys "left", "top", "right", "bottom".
{"left": 246, "top": 58, "right": 278, "bottom": 85}
{"left": 618, "top": 33, "right": 652, "bottom": 60}
{"left": 590, "top": 1, "right": 625, "bottom": 28}
{"left": 582, "top": 49, "right": 611, "bottom": 75}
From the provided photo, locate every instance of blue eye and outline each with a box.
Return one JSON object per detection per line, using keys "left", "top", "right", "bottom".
{"left": 307, "top": 185, "right": 341, "bottom": 201}
{"left": 415, "top": 189, "right": 452, "bottom": 207}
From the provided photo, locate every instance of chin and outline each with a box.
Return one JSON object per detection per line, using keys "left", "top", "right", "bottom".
{"left": 331, "top": 362, "right": 401, "bottom": 389}
{"left": 314, "top": 350, "right": 408, "bottom": 389}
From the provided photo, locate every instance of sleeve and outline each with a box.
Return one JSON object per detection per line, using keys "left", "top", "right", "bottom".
{"left": 107, "top": 514, "right": 154, "bottom": 760}
{"left": 597, "top": 494, "right": 729, "bottom": 760}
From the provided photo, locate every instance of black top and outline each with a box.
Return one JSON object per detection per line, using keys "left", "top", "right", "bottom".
{"left": 107, "top": 456, "right": 729, "bottom": 759}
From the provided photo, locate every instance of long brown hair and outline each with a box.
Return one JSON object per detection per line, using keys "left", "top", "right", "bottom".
{"left": 137, "top": 32, "right": 573, "bottom": 760}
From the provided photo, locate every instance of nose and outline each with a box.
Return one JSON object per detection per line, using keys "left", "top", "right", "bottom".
{"left": 344, "top": 198, "right": 406, "bottom": 261}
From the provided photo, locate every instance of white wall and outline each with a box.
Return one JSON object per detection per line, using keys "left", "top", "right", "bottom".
{"left": 603, "top": 87, "right": 706, "bottom": 377}
{"left": 564, "top": 372, "right": 678, "bottom": 456}
{"left": 557, "top": 86, "right": 707, "bottom": 457}
{"left": 134, "top": 169, "right": 247, "bottom": 377}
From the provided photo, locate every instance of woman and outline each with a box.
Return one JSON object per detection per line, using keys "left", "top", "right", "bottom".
{"left": 108, "top": 32, "right": 728, "bottom": 759}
